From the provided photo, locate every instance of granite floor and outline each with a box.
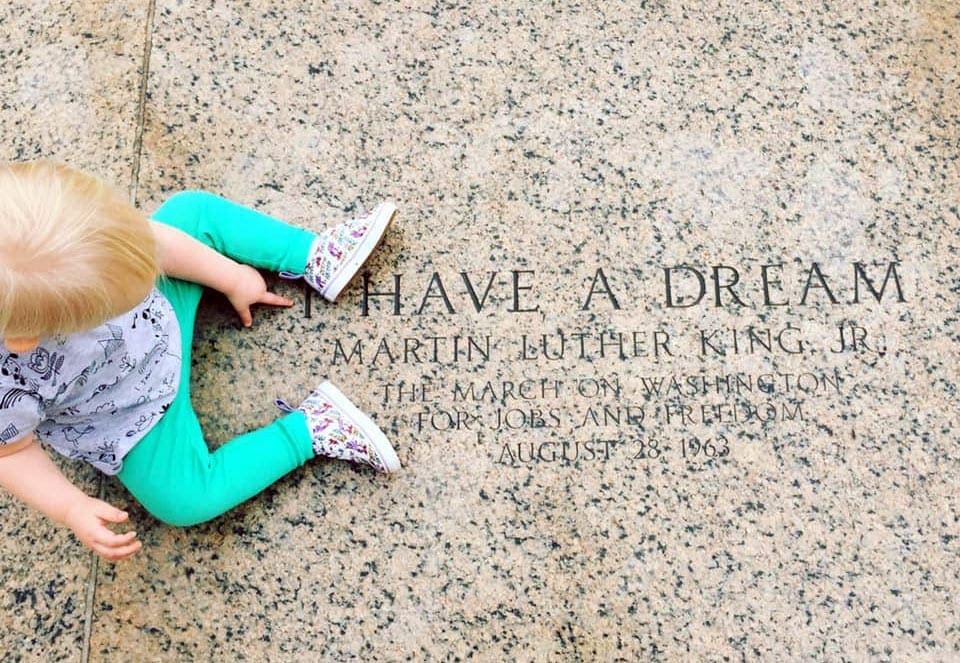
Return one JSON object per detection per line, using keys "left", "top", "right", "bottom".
{"left": 2, "top": 1, "right": 958, "bottom": 661}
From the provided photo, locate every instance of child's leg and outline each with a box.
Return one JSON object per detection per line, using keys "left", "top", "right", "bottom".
{"left": 150, "top": 190, "right": 396, "bottom": 303}
{"left": 116, "top": 273, "right": 314, "bottom": 527}
{"left": 120, "top": 192, "right": 399, "bottom": 525}
{"left": 150, "top": 190, "right": 316, "bottom": 274}
{"left": 117, "top": 386, "right": 313, "bottom": 527}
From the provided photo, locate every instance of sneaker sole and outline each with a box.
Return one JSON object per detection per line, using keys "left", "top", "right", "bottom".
{"left": 316, "top": 380, "right": 401, "bottom": 473}
{"left": 322, "top": 201, "right": 397, "bottom": 302}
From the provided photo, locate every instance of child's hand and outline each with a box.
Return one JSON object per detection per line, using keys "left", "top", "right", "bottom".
{"left": 63, "top": 496, "right": 142, "bottom": 562}
{"left": 226, "top": 264, "right": 294, "bottom": 327}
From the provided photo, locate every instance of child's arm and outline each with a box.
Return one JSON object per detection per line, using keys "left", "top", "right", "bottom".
{"left": 150, "top": 222, "right": 293, "bottom": 326}
{"left": 0, "top": 435, "right": 141, "bottom": 561}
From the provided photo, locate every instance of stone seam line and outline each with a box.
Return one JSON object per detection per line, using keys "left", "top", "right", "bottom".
{"left": 80, "top": 2, "right": 157, "bottom": 662}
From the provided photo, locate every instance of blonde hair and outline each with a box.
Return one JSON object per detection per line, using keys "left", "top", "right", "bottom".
{"left": 0, "top": 161, "right": 159, "bottom": 339}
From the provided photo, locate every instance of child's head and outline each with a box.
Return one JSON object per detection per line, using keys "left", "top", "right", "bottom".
{"left": 0, "top": 161, "right": 159, "bottom": 345}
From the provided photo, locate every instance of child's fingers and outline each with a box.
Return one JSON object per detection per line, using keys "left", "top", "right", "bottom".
{"left": 111, "top": 530, "right": 139, "bottom": 545}
{"left": 237, "top": 292, "right": 293, "bottom": 327}
{"left": 259, "top": 291, "right": 294, "bottom": 307}
{"left": 237, "top": 305, "right": 253, "bottom": 327}
{"left": 98, "top": 538, "right": 143, "bottom": 562}
{"left": 93, "top": 501, "right": 128, "bottom": 523}
{"left": 93, "top": 527, "right": 137, "bottom": 547}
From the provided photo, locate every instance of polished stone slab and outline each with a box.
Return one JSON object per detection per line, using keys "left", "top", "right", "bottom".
{"left": 16, "top": 0, "right": 958, "bottom": 660}
{"left": 0, "top": 2, "right": 151, "bottom": 659}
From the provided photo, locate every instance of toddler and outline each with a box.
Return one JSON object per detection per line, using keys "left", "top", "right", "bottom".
{"left": 0, "top": 161, "right": 400, "bottom": 561}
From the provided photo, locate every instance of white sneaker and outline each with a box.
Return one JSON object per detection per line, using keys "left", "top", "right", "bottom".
{"left": 292, "top": 380, "right": 401, "bottom": 473}
{"left": 302, "top": 202, "right": 397, "bottom": 302}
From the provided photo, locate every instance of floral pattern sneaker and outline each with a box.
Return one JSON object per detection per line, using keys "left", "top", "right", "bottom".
{"left": 298, "top": 202, "right": 397, "bottom": 302}
{"left": 277, "top": 381, "right": 401, "bottom": 473}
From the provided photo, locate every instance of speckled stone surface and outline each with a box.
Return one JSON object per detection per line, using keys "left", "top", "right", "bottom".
{"left": 3, "top": 1, "right": 959, "bottom": 661}
{"left": 0, "top": 2, "right": 149, "bottom": 661}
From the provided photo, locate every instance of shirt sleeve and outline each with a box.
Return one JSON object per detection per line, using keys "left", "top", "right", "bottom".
{"left": 0, "top": 389, "right": 43, "bottom": 447}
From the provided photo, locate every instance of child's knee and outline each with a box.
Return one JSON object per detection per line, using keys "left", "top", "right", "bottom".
{"left": 146, "top": 503, "right": 213, "bottom": 528}
{"left": 137, "top": 486, "right": 216, "bottom": 528}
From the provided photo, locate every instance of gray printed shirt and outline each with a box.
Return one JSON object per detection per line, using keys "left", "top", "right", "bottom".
{"left": 0, "top": 288, "right": 182, "bottom": 474}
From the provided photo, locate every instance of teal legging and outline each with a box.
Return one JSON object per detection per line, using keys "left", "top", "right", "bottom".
{"left": 117, "top": 191, "right": 317, "bottom": 527}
